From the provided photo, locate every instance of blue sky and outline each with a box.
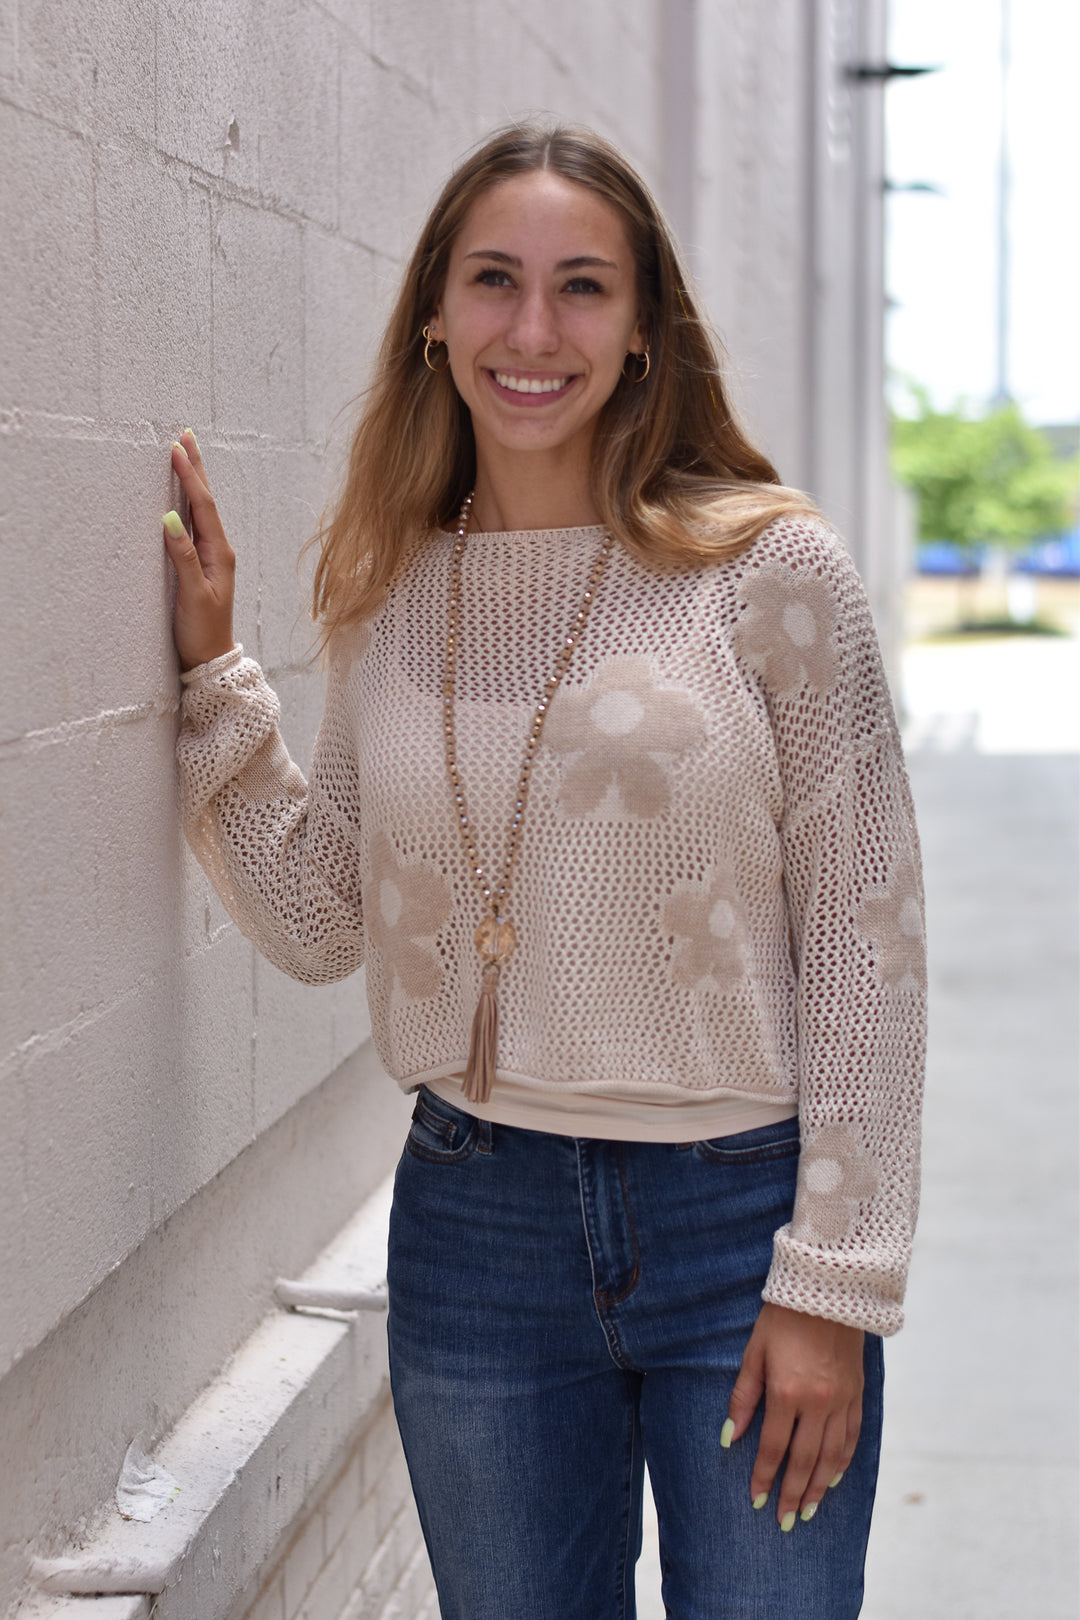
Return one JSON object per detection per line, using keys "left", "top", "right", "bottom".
{"left": 886, "top": 0, "right": 1079, "bottom": 424}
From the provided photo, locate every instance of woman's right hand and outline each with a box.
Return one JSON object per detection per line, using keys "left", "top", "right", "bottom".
{"left": 162, "top": 429, "right": 237, "bottom": 672}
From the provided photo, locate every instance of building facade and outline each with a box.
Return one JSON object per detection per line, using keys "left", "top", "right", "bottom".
{"left": 0, "top": 2, "right": 890, "bottom": 1615}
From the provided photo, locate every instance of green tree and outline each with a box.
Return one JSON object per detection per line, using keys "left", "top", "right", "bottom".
{"left": 891, "top": 393, "right": 1078, "bottom": 556}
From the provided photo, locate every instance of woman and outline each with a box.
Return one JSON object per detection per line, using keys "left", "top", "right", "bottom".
{"left": 164, "top": 123, "right": 925, "bottom": 1619}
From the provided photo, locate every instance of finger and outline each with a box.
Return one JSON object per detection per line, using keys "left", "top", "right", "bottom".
{"left": 797, "top": 1408, "right": 850, "bottom": 1521}
{"left": 723, "top": 1349, "right": 766, "bottom": 1448}
{"left": 163, "top": 509, "right": 207, "bottom": 587}
{"left": 749, "top": 1397, "right": 797, "bottom": 1514}
{"left": 775, "top": 1411, "right": 826, "bottom": 1529}
{"left": 169, "top": 442, "right": 235, "bottom": 585}
{"left": 178, "top": 427, "right": 212, "bottom": 490}
{"left": 831, "top": 1399, "right": 863, "bottom": 1488}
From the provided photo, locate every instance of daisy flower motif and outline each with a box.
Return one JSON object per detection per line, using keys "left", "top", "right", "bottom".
{"left": 363, "top": 831, "right": 452, "bottom": 999}
{"left": 792, "top": 1124, "right": 880, "bottom": 1244}
{"left": 734, "top": 560, "right": 840, "bottom": 696}
{"left": 855, "top": 858, "right": 926, "bottom": 992}
{"left": 543, "top": 655, "right": 706, "bottom": 818}
{"left": 661, "top": 865, "right": 749, "bottom": 991}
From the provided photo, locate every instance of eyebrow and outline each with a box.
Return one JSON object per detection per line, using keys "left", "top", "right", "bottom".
{"left": 463, "top": 250, "right": 619, "bottom": 272}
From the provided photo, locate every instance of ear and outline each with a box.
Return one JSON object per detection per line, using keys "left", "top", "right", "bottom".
{"left": 629, "top": 315, "right": 647, "bottom": 356}
{"left": 426, "top": 309, "right": 443, "bottom": 341}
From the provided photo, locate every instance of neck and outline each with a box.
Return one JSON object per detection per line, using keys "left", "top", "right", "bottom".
{"left": 470, "top": 436, "right": 601, "bottom": 533}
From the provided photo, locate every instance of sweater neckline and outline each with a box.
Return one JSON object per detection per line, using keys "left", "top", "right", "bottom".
{"left": 435, "top": 523, "right": 607, "bottom": 544}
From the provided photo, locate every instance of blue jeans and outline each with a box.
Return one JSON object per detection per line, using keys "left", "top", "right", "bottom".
{"left": 387, "top": 1088, "right": 884, "bottom": 1619}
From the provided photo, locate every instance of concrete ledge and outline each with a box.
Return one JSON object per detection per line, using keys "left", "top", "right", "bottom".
{"left": 30, "top": 1176, "right": 396, "bottom": 1620}
{"left": 18, "top": 1599, "right": 151, "bottom": 1620}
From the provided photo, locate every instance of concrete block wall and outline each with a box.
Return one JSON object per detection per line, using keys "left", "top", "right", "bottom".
{"left": 1, "top": 0, "right": 890, "bottom": 1613}
{"left": 231, "top": 1396, "right": 437, "bottom": 1620}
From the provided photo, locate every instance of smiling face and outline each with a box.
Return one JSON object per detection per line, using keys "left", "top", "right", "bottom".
{"left": 429, "top": 170, "right": 645, "bottom": 481}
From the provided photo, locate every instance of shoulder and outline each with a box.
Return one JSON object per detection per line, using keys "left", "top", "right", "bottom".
{"left": 720, "top": 516, "right": 876, "bottom": 700}
{"left": 733, "top": 512, "right": 859, "bottom": 584}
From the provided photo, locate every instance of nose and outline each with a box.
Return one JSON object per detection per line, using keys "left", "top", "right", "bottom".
{"left": 504, "top": 286, "right": 560, "bottom": 359}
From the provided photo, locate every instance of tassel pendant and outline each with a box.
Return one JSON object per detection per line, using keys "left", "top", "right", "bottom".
{"left": 462, "top": 914, "right": 518, "bottom": 1104}
{"left": 463, "top": 962, "right": 501, "bottom": 1103}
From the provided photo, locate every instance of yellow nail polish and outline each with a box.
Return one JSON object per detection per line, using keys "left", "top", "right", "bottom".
{"left": 828, "top": 1473, "right": 844, "bottom": 1489}
{"left": 753, "top": 1493, "right": 768, "bottom": 1511}
{"left": 720, "top": 1419, "right": 735, "bottom": 1449}
{"left": 800, "top": 1502, "right": 818, "bottom": 1522}
{"left": 184, "top": 428, "right": 200, "bottom": 452}
{"left": 163, "top": 510, "right": 186, "bottom": 539}
{"left": 780, "top": 1511, "right": 796, "bottom": 1533}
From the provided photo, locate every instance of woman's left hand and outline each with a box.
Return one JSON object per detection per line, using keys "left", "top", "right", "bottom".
{"left": 722, "top": 1301, "right": 864, "bottom": 1529}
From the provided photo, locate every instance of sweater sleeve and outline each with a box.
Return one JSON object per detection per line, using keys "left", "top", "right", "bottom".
{"left": 176, "top": 642, "right": 365, "bottom": 984}
{"left": 734, "top": 524, "right": 926, "bottom": 1336}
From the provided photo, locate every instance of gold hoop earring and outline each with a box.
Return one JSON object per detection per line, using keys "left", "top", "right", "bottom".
{"left": 422, "top": 323, "right": 450, "bottom": 373}
{"left": 623, "top": 349, "right": 651, "bottom": 383}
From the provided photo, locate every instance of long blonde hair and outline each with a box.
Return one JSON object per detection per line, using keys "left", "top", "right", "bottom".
{"left": 311, "top": 122, "right": 817, "bottom": 639}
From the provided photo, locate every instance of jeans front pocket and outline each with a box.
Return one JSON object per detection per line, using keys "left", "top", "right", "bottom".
{"left": 693, "top": 1112, "right": 801, "bottom": 1165}
{"left": 405, "top": 1087, "right": 484, "bottom": 1164}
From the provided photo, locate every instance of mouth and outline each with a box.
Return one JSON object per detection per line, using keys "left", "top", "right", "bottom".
{"left": 486, "top": 369, "right": 580, "bottom": 406}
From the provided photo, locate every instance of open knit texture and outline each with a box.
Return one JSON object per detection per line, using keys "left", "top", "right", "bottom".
{"left": 178, "top": 515, "right": 926, "bottom": 1335}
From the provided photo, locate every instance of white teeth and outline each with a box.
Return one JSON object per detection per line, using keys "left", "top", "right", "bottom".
{"left": 494, "top": 372, "right": 570, "bottom": 394}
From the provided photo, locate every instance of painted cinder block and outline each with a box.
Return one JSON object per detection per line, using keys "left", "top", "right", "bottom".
{"left": 11, "top": 0, "right": 155, "bottom": 141}
{"left": 358, "top": 1401, "right": 403, "bottom": 1507}
{"left": 370, "top": 0, "right": 435, "bottom": 88}
{"left": 154, "top": 0, "right": 261, "bottom": 192}
{"left": 293, "top": 1533, "right": 352, "bottom": 1620}
{"left": 253, "top": 956, "right": 340, "bottom": 1136}
{"left": 16, "top": 990, "right": 160, "bottom": 1371}
{"left": 301, "top": 229, "right": 381, "bottom": 458}
{"left": 96, "top": 146, "right": 214, "bottom": 431}
{"left": 4, "top": 715, "right": 178, "bottom": 1052}
{"left": 0, "top": 0, "right": 15, "bottom": 81}
{"left": 337, "top": 47, "right": 440, "bottom": 263}
{"left": 254, "top": 447, "right": 326, "bottom": 671}
{"left": 338, "top": 1488, "right": 379, "bottom": 1605}
{"left": 158, "top": 919, "right": 257, "bottom": 1214}
{"left": 242, "top": 1572, "right": 287, "bottom": 1620}
{"left": 321, "top": 1456, "right": 363, "bottom": 1561}
{"left": 376, "top": 1539, "right": 435, "bottom": 1620}
{"left": 0, "top": 103, "right": 98, "bottom": 417}
{"left": 254, "top": 0, "right": 340, "bottom": 230}
{"left": 212, "top": 195, "right": 305, "bottom": 444}
{"left": 0, "top": 434, "right": 181, "bottom": 740}
{"left": 280, "top": 1504, "right": 326, "bottom": 1620}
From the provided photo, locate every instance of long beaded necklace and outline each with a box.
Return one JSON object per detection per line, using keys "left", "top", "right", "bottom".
{"left": 444, "top": 493, "right": 615, "bottom": 1103}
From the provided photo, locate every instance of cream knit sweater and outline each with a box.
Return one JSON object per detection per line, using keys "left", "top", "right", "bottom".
{"left": 178, "top": 514, "right": 925, "bottom": 1336}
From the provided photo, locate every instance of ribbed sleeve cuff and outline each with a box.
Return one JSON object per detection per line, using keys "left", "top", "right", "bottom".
{"left": 180, "top": 644, "right": 245, "bottom": 688}
{"left": 763, "top": 1233, "right": 906, "bottom": 1337}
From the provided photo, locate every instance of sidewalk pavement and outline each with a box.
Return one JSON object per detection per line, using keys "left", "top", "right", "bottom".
{"left": 636, "top": 634, "right": 1080, "bottom": 1619}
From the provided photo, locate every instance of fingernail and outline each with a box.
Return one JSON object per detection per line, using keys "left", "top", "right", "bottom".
{"left": 172, "top": 440, "right": 188, "bottom": 457}
{"left": 828, "top": 1473, "right": 844, "bottom": 1489}
{"left": 720, "top": 1419, "right": 735, "bottom": 1449}
{"left": 753, "top": 1493, "right": 768, "bottom": 1511}
{"left": 184, "top": 428, "right": 200, "bottom": 452}
{"left": 163, "top": 510, "right": 185, "bottom": 539}
{"left": 800, "top": 1502, "right": 818, "bottom": 1522}
{"left": 780, "top": 1511, "right": 796, "bottom": 1533}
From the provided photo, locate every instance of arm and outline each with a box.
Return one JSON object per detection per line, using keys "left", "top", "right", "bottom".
{"left": 722, "top": 524, "right": 926, "bottom": 1524}
{"left": 165, "top": 432, "right": 365, "bottom": 983}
